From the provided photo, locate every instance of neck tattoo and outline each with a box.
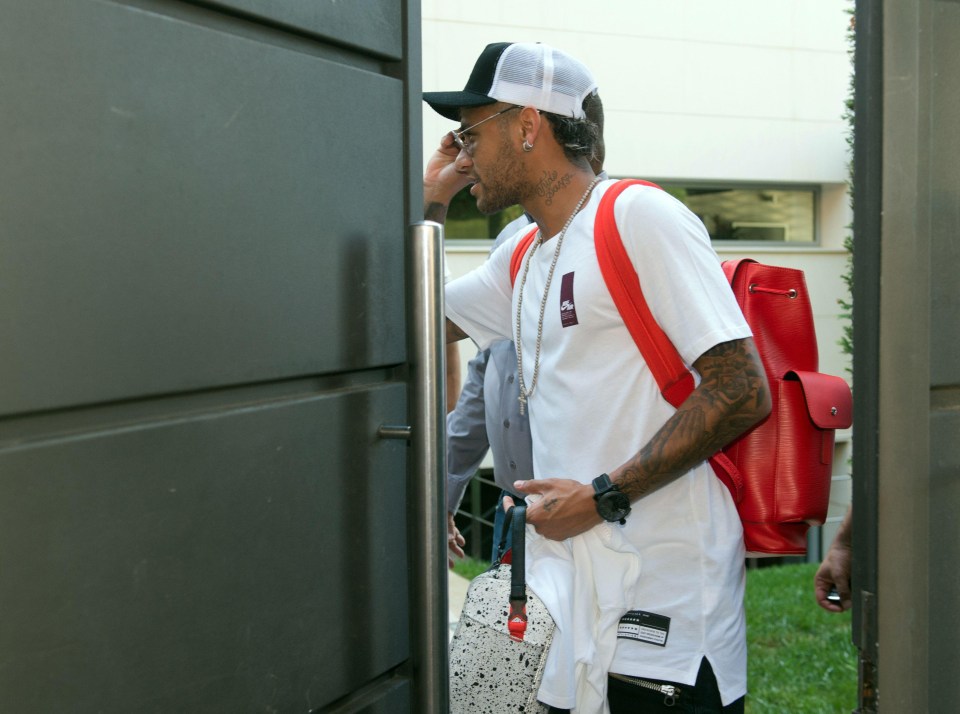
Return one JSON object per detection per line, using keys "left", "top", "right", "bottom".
{"left": 515, "top": 175, "right": 603, "bottom": 415}
{"left": 535, "top": 170, "right": 573, "bottom": 206}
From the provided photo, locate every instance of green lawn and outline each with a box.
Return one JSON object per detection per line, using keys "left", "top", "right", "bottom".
{"left": 745, "top": 563, "right": 857, "bottom": 713}
{"left": 452, "top": 560, "right": 857, "bottom": 712}
{"left": 451, "top": 556, "right": 492, "bottom": 581}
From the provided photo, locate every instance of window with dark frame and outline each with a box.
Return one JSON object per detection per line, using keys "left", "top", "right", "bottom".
{"left": 659, "top": 183, "right": 818, "bottom": 244}
{"left": 440, "top": 182, "right": 818, "bottom": 245}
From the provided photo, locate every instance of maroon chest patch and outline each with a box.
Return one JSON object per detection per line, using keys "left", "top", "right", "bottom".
{"left": 559, "top": 272, "right": 579, "bottom": 327}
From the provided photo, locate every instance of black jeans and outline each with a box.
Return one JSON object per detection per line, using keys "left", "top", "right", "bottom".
{"left": 548, "top": 658, "right": 744, "bottom": 714}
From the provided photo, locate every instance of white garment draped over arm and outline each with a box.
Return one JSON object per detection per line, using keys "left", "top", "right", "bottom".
{"left": 526, "top": 526, "right": 643, "bottom": 714}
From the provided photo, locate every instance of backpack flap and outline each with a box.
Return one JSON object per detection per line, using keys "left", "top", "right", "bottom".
{"left": 785, "top": 371, "right": 853, "bottom": 430}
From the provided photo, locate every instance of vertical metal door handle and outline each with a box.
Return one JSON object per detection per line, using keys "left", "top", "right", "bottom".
{"left": 407, "top": 221, "right": 448, "bottom": 714}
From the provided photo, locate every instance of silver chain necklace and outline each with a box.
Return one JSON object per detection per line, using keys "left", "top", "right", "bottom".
{"left": 515, "top": 175, "right": 602, "bottom": 415}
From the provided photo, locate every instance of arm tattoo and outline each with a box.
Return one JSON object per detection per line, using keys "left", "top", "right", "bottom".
{"left": 616, "top": 338, "right": 770, "bottom": 501}
{"left": 694, "top": 338, "right": 771, "bottom": 442}
{"left": 424, "top": 201, "right": 448, "bottom": 223}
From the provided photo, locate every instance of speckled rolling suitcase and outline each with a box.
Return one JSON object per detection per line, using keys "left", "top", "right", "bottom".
{"left": 448, "top": 506, "right": 553, "bottom": 713}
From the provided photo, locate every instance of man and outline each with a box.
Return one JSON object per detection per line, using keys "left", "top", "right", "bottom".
{"left": 425, "top": 42, "right": 770, "bottom": 713}
{"left": 445, "top": 98, "right": 608, "bottom": 564}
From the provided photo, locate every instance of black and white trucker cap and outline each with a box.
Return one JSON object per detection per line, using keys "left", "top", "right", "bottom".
{"left": 423, "top": 42, "right": 598, "bottom": 122}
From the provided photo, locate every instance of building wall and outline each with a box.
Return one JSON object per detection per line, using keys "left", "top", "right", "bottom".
{"left": 423, "top": 1, "right": 851, "bottom": 187}
{"left": 425, "top": 1, "right": 854, "bottom": 541}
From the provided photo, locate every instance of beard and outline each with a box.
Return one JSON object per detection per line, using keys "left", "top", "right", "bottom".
{"left": 474, "top": 140, "right": 527, "bottom": 215}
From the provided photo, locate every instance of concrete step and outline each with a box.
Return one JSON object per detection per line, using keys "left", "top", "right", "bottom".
{"left": 447, "top": 571, "right": 471, "bottom": 641}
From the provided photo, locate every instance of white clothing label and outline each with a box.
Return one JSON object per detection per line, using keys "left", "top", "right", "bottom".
{"left": 617, "top": 610, "right": 670, "bottom": 647}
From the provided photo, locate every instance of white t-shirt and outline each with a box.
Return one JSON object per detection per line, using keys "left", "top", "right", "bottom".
{"left": 445, "top": 180, "right": 752, "bottom": 706}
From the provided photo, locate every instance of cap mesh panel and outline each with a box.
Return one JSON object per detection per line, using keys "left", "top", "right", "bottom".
{"left": 488, "top": 44, "right": 596, "bottom": 118}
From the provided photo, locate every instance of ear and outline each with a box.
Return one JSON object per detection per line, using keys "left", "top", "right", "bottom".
{"left": 517, "top": 106, "right": 544, "bottom": 148}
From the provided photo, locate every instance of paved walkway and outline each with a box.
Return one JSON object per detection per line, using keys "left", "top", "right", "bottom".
{"left": 447, "top": 571, "right": 470, "bottom": 640}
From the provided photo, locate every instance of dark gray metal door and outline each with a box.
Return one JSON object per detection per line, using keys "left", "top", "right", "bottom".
{"left": 0, "top": 1, "right": 426, "bottom": 711}
{"left": 854, "top": 0, "right": 960, "bottom": 711}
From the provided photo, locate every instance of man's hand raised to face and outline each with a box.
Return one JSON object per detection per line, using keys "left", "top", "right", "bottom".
{"left": 424, "top": 132, "right": 473, "bottom": 218}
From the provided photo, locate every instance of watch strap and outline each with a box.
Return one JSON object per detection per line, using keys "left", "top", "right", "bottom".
{"left": 592, "top": 472, "right": 616, "bottom": 498}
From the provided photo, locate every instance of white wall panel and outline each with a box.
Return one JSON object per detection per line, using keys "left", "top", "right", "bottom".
{"left": 604, "top": 112, "right": 846, "bottom": 183}
{"left": 677, "top": 0, "right": 796, "bottom": 47}
{"left": 792, "top": 51, "right": 853, "bottom": 122}
{"left": 790, "top": 2, "right": 852, "bottom": 51}
{"left": 681, "top": 44, "right": 795, "bottom": 118}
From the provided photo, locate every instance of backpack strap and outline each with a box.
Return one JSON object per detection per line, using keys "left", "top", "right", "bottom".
{"left": 594, "top": 179, "right": 694, "bottom": 407}
{"left": 594, "top": 179, "right": 744, "bottom": 503}
{"left": 510, "top": 226, "right": 541, "bottom": 287}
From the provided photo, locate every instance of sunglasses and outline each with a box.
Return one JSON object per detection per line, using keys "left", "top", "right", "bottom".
{"left": 450, "top": 105, "right": 522, "bottom": 155}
